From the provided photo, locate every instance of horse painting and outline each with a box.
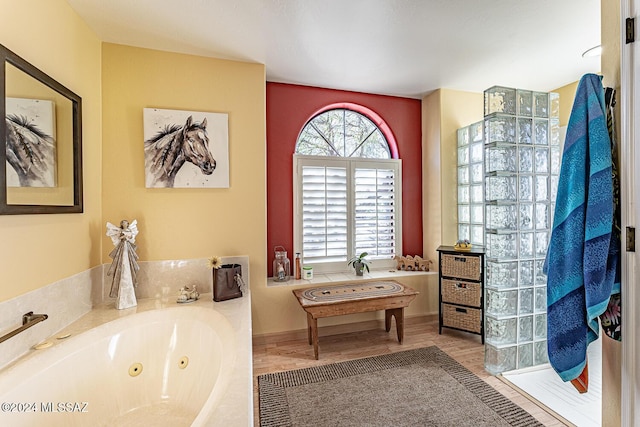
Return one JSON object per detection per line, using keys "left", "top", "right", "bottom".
{"left": 144, "top": 115, "right": 217, "bottom": 188}
{"left": 5, "top": 114, "right": 56, "bottom": 187}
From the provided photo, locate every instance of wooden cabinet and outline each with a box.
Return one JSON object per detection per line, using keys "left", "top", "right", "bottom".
{"left": 437, "top": 246, "right": 485, "bottom": 343}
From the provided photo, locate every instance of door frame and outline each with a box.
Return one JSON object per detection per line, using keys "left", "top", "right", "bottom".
{"left": 620, "top": 1, "right": 639, "bottom": 424}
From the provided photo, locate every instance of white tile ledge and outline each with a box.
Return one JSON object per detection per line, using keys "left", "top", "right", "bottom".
{"left": 267, "top": 269, "right": 436, "bottom": 287}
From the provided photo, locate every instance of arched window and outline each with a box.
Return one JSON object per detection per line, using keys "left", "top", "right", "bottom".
{"left": 296, "top": 108, "right": 391, "bottom": 158}
{"left": 293, "top": 105, "right": 402, "bottom": 273}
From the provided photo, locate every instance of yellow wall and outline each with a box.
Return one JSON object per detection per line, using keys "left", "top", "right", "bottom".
{"left": 418, "top": 89, "right": 483, "bottom": 339}
{"left": 101, "top": 44, "right": 268, "bottom": 320}
{"left": 422, "top": 90, "right": 442, "bottom": 262}
{"left": 422, "top": 89, "right": 483, "bottom": 261}
{"left": 0, "top": 0, "right": 102, "bottom": 302}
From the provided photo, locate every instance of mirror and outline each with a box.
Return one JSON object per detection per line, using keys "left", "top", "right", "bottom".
{"left": 0, "top": 43, "right": 82, "bottom": 214}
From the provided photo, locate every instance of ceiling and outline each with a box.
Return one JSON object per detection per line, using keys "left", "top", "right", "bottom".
{"left": 66, "top": 0, "right": 601, "bottom": 99}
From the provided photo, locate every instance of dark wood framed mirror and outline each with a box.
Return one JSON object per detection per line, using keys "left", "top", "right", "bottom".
{"left": 0, "top": 43, "right": 82, "bottom": 214}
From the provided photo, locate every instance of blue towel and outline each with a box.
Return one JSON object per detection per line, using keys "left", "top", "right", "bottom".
{"left": 544, "top": 74, "right": 615, "bottom": 384}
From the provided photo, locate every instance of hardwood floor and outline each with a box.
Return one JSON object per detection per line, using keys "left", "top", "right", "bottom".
{"left": 252, "top": 315, "right": 569, "bottom": 426}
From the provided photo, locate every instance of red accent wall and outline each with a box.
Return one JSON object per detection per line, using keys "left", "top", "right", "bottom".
{"left": 266, "top": 82, "right": 422, "bottom": 275}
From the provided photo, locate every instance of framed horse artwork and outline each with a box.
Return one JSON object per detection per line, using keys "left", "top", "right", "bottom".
{"left": 5, "top": 97, "right": 57, "bottom": 188}
{"left": 143, "top": 108, "right": 229, "bottom": 188}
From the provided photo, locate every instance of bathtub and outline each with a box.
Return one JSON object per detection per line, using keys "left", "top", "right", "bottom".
{"left": 0, "top": 297, "right": 252, "bottom": 426}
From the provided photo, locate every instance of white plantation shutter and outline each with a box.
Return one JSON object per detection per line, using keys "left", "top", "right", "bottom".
{"left": 294, "top": 156, "right": 401, "bottom": 272}
{"left": 354, "top": 166, "right": 397, "bottom": 258}
{"left": 300, "top": 165, "right": 348, "bottom": 262}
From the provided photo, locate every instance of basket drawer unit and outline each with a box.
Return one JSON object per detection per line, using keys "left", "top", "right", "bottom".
{"left": 442, "top": 303, "right": 482, "bottom": 334}
{"left": 437, "top": 246, "right": 485, "bottom": 343}
{"left": 440, "top": 254, "right": 481, "bottom": 281}
{"left": 441, "top": 279, "right": 481, "bottom": 307}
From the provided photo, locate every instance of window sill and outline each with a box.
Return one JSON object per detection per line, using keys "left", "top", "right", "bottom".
{"left": 267, "top": 269, "right": 437, "bottom": 287}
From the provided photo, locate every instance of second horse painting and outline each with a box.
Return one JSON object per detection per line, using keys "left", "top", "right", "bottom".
{"left": 143, "top": 107, "right": 229, "bottom": 188}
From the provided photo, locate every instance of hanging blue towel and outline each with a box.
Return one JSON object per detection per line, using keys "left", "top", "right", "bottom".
{"left": 544, "top": 74, "right": 615, "bottom": 385}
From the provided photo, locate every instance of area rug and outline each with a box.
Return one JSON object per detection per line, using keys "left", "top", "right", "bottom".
{"left": 258, "top": 346, "right": 543, "bottom": 427}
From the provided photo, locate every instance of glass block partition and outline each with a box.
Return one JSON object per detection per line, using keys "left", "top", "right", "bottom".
{"left": 457, "top": 120, "right": 484, "bottom": 246}
{"left": 483, "top": 86, "right": 560, "bottom": 374}
{"left": 457, "top": 86, "right": 561, "bottom": 375}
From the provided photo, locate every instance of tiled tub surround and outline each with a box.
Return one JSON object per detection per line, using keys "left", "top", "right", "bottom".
{"left": 0, "top": 267, "right": 99, "bottom": 370}
{"left": 100, "top": 256, "right": 251, "bottom": 301}
{"left": 0, "top": 256, "right": 249, "bottom": 369}
{"left": 0, "top": 257, "right": 252, "bottom": 426}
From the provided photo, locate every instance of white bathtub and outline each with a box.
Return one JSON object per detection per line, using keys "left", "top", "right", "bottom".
{"left": 0, "top": 301, "right": 249, "bottom": 426}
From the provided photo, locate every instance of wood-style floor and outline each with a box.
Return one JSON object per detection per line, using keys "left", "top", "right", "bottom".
{"left": 252, "top": 315, "right": 569, "bottom": 426}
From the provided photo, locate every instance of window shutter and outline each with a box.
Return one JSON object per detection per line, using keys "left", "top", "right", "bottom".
{"left": 301, "top": 165, "right": 348, "bottom": 262}
{"left": 354, "top": 167, "right": 397, "bottom": 258}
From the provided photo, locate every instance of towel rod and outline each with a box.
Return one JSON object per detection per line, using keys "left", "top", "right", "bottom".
{"left": 0, "top": 311, "right": 48, "bottom": 344}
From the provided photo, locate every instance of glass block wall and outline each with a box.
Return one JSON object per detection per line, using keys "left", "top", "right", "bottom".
{"left": 457, "top": 120, "right": 485, "bottom": 246}
{"left": 482, "top": 86, "right": 561, "bottom": 374}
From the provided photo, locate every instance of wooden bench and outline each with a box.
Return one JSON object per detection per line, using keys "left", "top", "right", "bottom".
{"left": 292, "top": 280, "right": 418, "bottom": 359}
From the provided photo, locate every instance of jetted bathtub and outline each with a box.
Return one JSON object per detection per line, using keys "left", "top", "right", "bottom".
{"left": 0, "top": 303, "right": 243, "bottom": 426}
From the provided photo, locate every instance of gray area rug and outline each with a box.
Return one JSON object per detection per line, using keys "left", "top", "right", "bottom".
{"left": 258, "top": 346, "right": 544, "bottom": 427}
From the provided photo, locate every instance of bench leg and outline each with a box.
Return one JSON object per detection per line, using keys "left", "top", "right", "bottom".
{"left": 307, "top": 312, "right": 313, "bottom": 345}
{"left": 385, "top": 308, "right": 405, "bottom": 343}
{"left": 307, "top": 313, "right": 319, "bottom": 360}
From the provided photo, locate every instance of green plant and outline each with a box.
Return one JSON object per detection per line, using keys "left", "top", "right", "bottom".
{"left": 347, "top": 251, "right": 370, "bottom": 273}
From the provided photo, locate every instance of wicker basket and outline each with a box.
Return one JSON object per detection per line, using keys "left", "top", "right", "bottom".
{"left": 441, "top": 279, "right": 481, "bottom": 306}
{"left": 442, "top": 303, "right": 482, "bottom": 333}
{"left": 440, "top": 254, "right": 481, "bottom": 281}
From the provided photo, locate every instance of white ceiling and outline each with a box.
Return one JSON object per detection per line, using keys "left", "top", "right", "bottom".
{"left": 66, "top": 0, "right": 601, "bottom": 99}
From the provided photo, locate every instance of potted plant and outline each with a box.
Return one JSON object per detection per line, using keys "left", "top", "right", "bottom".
{"left": 348, "top": 252, "right": 370, "bottom": 276}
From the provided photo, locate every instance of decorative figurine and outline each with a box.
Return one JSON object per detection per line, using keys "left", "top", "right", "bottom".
{"left": 106, "top": 219, "right": 140, "bottom": 310}
{"left": 394, "top": 254, "right": 434, "bottom": 271}
{"left": 394, "top": 255, "right": 404, "bottom": 270}
{"left": 402, "top": 255, "right": 416, "bottom": 270}
{"left": 454, "top": 239, "right": 472, "bottom": 251}
{"left": 177, "top": 285, "right": 200, "bottom": 303}
{"left": 414, "top": 255, "right": 433, "bottom": 271}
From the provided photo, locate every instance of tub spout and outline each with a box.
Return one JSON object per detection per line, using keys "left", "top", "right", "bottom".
{"left": 0, "top": 311, "right": 48, "bottom": 344}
